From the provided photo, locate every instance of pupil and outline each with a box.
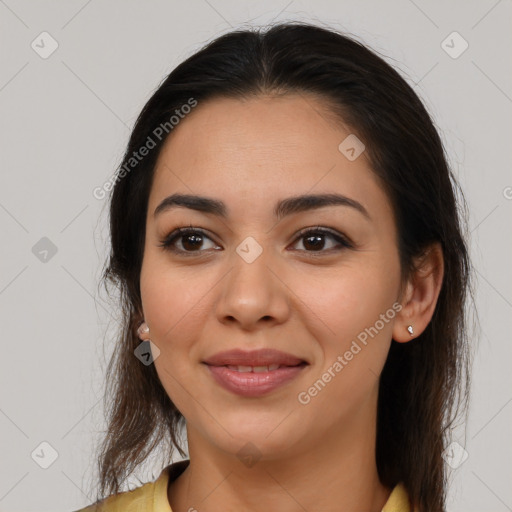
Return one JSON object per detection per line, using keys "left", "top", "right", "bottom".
{"left": 183, "top": 234, "right": 202, "bottom": 250}
{"left": 304, "top": 234, "right": 324, "bottom": 251}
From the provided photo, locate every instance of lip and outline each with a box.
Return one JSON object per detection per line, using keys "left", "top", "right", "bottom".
{"left": 203, "top": 348, "right": 309, "bottom": 397}
{"left": 203, "top": 348, "right": 307, "bottom": 367}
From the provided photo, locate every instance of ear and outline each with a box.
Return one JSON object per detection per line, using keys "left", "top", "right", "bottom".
{"left": 392, "top": 242, "right": 444, "bottom": 343}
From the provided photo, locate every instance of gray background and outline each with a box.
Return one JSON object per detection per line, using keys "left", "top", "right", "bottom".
{"left": 1, "top": 1, "right": 511, "bottom": 511}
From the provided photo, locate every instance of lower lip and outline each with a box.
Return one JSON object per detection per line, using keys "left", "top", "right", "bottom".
{"left": 205, "top": 364, "right": 307, "bottom": 397}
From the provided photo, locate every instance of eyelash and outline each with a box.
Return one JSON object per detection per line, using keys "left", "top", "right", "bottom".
{"left": 158, "top": 225, "right": 354, "bottom": 257}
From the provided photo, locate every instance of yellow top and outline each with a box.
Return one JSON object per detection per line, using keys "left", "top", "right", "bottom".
{"left": 74, "top": 460, "right": 415, "bottom": 512}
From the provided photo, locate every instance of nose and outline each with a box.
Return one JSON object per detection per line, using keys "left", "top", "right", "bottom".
{"left": 214, "top": 245, "right": 290, "bottom": 331}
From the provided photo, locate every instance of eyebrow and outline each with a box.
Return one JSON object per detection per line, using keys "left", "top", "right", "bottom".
{"left": 154, "top": 193, "right": 370, "bottom": 221}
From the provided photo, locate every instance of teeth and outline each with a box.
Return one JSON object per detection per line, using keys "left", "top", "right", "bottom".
{"left": 226, "top": 364, "right": 282, "bottom": 372}
{"left": 236, "top": 365, "right": 253, "bottom": 372}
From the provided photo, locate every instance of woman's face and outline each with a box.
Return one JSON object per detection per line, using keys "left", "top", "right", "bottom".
{"left": 140, "top": 93, "right": 403, "bottom": 460}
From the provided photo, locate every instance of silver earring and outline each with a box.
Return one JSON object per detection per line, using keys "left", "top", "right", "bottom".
{"left": 407, "top": 325, "right": 414, "bottom": 336}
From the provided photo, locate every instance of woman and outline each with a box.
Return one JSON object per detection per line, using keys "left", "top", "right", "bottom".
{"left": 76, "top": 21, "right": 472, "bottom": 512}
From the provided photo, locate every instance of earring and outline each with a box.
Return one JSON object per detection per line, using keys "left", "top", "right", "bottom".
{"left": 137, "top": 322, "right": 150, "bottom": 338}
{"left": 407, "top": 325, "right": 414, "bottom": 336}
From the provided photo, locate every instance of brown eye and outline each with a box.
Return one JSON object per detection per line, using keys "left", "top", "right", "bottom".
{"left": 158, "top": 225, "right": 352, "bottom": 257}
{"left": 291, "top": 227, "right": 353, "bottom": 253}
{"left": 159, "top": 228, "right": 219, "bottom": 255}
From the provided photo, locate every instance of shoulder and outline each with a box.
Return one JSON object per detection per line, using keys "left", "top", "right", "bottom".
{"left": 72, "top": 480, "right": 156, "bottom": 512}
{"left": 72, "top": 460, "right": 189, "bottom": 512}
{"left": 381, "top": 482, "right": 418, "bottom": 512}
{"left": 72, "top": 482, "right": 159, "bottom": 512}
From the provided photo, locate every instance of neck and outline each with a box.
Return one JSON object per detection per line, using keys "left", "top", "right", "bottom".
{"left": 168, "top": 392, "right": 391, "bottom": 512}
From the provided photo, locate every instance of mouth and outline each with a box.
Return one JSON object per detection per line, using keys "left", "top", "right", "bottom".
{"left": 202, "top": 348, "right": 309, "bottom": 368}
{"left": 219, "top": 362, "right": 308, "bottom": 372}
{"left": 202, "top": 349, "right": 309, "bottom": 397}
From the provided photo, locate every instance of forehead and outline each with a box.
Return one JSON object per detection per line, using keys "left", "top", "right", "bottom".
{"left": 148, "top": 94, "right": 390, "bottom": 222}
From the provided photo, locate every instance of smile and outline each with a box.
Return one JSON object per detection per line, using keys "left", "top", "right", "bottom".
{"left": 204, "top": 362, "right": 308, "bottom": 397}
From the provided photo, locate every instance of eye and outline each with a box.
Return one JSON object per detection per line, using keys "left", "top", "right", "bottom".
{"left": 290, "top": 226, "right": 353, "bottom": 254}
{"left": 158, "top": 226, "right": 220, "bottom": 255}
{"left": 158, "top": 225, "right": 353, "bottom": 256}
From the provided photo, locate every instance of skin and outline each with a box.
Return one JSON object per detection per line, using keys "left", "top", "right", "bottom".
{"left": 138, "top": 93, "right": 444, "bottom": 512}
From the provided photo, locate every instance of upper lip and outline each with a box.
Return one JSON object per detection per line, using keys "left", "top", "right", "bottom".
{"left": 203, "top": 348, "right": 308, "bottom": 367}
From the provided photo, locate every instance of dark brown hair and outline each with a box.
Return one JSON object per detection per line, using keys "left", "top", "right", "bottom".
{"left": 92, "top": 21, "right": 473, "bottom": 512}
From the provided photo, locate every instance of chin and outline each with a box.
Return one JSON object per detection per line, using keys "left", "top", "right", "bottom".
{"left": 205, "top": 414, "right": 306, "bottom": 461}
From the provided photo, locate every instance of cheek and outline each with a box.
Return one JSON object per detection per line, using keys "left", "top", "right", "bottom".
{"left": 292, "top": 269, "right": 398, "bottom": 424}
{"left": 291, "top": 259, "right": 399, "bottom": 398}
{"left": 294, "top": 261, "right": 399, "bottom": 339}
{"left": 140, "top": 258, "right": 210, "bottom": 413}
{"left": 140, "top": 254, "right": 211, "bottom": 344}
